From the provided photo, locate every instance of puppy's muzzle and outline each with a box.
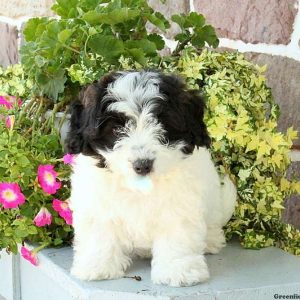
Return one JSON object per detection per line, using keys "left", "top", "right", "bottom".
{"left": 132, "top": 159, "right": 154, "bottom": 176}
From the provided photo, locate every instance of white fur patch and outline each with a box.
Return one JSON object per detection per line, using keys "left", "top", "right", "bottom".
{"left": 105, "top": 71, "right": 163, "bottom": 119}
{"left": 70, "top": 149, "right": 237, "bottom": 286}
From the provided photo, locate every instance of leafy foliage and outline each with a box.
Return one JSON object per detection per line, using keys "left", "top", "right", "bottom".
{"left": 0, "top": 124, "right": 72, "bottom": 253}
{"left": 20, "top": 0, "right": 218, "bottom": 102}
{"left": 0, "top": 66, "right": 72, "bottom": 254}
{"left": 0, "top": 64, "right": 32, "bottom": 98}
{"left": 172, "top": 12, "right": 219, "bottom": 54}
{"left": 176, "top": 49, "right": 300, "bottom": 255}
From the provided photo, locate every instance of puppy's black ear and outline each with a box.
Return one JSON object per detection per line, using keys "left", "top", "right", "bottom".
{"left": 65, "top": 72, "right": 117, "bottom": 154}
{"left": 80, "top": 73, "right": 116, "bottom": 108}
{"left": 184, "top": 90, "right": 211, "bottom": 148}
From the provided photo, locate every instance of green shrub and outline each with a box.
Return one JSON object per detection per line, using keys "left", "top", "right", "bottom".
{"left": 0, "top": 111, "right": 72, "bottom": 254}
{"left": 0, "top": 64, "right": 32, "bottom": 98}
{"left": 177, "top": 49, "right": 300, "bottom": 255}
{"left": 0, "top": 65, "right": 72, "bottom": 254}
{"left": 21, "top": 0, "right": 218, "bottom": 103}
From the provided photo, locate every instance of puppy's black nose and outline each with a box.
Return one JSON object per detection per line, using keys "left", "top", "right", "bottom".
{"left": 132, "top": 159, "right": 154, "bottom": 176}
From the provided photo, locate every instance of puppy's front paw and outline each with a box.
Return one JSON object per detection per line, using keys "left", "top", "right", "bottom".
{"left": 71, "top": 263, "right": 125, "bottom": 281}
{"left": 151, "top": 255, "right": 209, "bottom": 287}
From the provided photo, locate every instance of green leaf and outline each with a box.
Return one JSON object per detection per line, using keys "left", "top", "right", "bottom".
{"left": 36, "top": 69, "right": 67, "bottom": 101}
{"left": 16, "top": 156, "right": 30, "bottom": 167}
{"left": 193, "top": 25, "right": 219, "bottom": 48}
{"left": 186, "top": 12, "right": 205, "bottom": 27}
{"left": 14, "top": 228, "right": 29, "bottom": 238}
{"left": 88, "top": 27, "right": 98, "bottom": 36}
{"left": 54, "top": 238, "right": 63, "bottom": 246}
{"left": 147, "top": 34, "right": 165, "bottom": 50}
{"left": 27, "top": 226, "right": 38, "bottom": 235}
{"left": 174, "top": 32, "right": 189, "bottom": 43}
{"left": 88, "top": 34, "right": 124, "bottom": 60}
{"left": 125, "top": 39, "right": 157, "bottom": 56}
{"left": 146, "top": 12, "right": 170, "bottom": 32}
{"left": 34, "top": 56, "right": 47, "bottom": 68}
{"left": 171, "top": 14, "right": 185, "bottom": 29}
{"left": 23, "top": 18, "right": 47, "bottom": 42}
{"left": 20, "top": 206, "right": 34, "bottom": 218}
{"left": 51, "top": 0, "right": 79, "bottom": 18}
{"left": 83, "top": 8, "right": 140, "bottom": 25}
{"left": 191, "top": 34, "right": 205, "bottom": 48}
{"left": 58, "top": 29, "right": 74, "bottom": 44}
{"left": 126, "top": 48, "right": 147, "bottom": 65}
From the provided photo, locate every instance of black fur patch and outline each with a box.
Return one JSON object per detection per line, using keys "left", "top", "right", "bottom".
{"left": 65, "top": 71, "right": 211, "bottom": 167}
{"left": 156, "top": 73, "right": 211, "bottom": 154}
{"left": 65, "top": 73, "right": 128, "bottom": 167}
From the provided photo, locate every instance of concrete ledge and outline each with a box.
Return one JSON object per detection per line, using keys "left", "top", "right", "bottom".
{"left": 8, "top": 242, "right": 298, "bottom": 300}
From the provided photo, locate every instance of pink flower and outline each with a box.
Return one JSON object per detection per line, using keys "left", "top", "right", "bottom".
{"left": 17, "top": 98, "right": 23, "bottom": 107}
{"left": 34, "top": 207, "right": 52, "bottom": 227}
{"left": 37, "top": 165, "right": 61, "bottom": 195}
{"left": 0, "top": 96, "right": 13, "bottom": 109}
{"left": 0, "top": 95, "right": 22, "bottom": 109}
{"left": 5, "top": 115, "right": 15, "bottom": 129}
{"left": 0, "top": 182, "right": 26, "bottom": 209}
{"left": 52, "top": 199, "right": 73, "bottom": 225}
{"left": 20, "top": 246, "right": 38, "bottom": 266}
{"left": 63, "top": 153, "right": 75, "bottom": 165}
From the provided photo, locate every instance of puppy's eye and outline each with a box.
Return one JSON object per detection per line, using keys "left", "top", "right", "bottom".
{"left": 112, "top": 126, "right": 121, "bottom": 136}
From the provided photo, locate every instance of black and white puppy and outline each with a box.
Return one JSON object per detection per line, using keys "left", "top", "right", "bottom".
{"left": 66, "top": 71, "right": 236, "bottom": 287}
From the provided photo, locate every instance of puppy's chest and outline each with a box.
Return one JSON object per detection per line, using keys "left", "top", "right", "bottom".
{"left": 111, "top": 195, "right": 169, "bottom": 246}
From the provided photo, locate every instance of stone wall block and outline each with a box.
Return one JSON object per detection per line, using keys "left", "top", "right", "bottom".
{"left": 284, "top": 161, "right": 300, "bottom": 229}
{"left": 147, "top": 0, "right": 189, "bottom": 38}
{"left": 195, "top": 0, "right": 297, "bottom": 44}
{"left": 0, "top": 22, "right": 18, "bottom": 68}
{"left": 245, "top": 53, "right": 300, "bottom": 146}
{"left": 1, "top": 0, "right": 56, "bottom": 18}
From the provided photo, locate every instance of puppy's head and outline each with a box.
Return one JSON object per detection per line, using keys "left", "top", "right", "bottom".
{"left": 66, "top": 71, "right": 210, "bottom": 189}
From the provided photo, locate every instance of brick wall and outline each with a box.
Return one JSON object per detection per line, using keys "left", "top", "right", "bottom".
{"left": 0, "top": 0, "right": 299, "bottom": 227}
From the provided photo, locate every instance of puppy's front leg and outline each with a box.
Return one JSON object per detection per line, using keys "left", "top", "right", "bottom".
{"left": 151, "top": 220, "right": 209, "bottom": 287}
{"left": 71, "top": 219, "right": 131, "bottom": 281}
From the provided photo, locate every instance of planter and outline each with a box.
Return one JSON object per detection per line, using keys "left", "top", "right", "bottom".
{"left": 2, "top": 242, "right": 300, "bottom": 300}
{"left": 0, "top": 250, "right": 20, "bottom": 300}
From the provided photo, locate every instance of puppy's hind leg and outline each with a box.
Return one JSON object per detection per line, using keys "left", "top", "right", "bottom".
{"left": 205, "top": 226, "right": 226, "bottom": 254}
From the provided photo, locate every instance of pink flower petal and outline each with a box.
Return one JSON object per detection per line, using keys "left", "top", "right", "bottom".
{"left": 5, "top": 115, "right": 15, "bottom": 129}
{"left": 37, "top": 165, "right": 61, "bottom": 195}
{"left": 0, "top": 182, "right": 26, "bottom": 209}
{"left": 34, "top": 207, "right": 52, "bottom": 227}
{"left": 17, "top": 99, "right": 23, "bottom": 107}
{"left": 20, "top": 246, "right": 38, "bottom": 266}
{"left": 63, "top": 153, "right": 75, "bottom": 165}
{"left": 0, "top": 96, "right": 13, "bottom": 109}
{"left": 0, "top": 95, "right": 22, "bottom": 109}
{"left": 52, "top": 199, "right": 73, "bottom": 225}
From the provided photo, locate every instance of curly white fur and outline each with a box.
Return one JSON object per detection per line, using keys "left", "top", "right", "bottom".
{"left": 69, "top": 71, "right": 237, "bottom": 287}
{"left": 70, "top": 149, "right": 236, "bottom": 286}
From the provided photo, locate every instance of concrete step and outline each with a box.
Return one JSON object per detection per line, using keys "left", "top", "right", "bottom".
{"left": 1, "top": 241, "right": 300, "bottom": 299}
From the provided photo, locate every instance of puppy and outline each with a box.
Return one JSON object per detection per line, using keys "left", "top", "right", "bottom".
{"left": 66, "top": 71, "right": 237, "bottom": 287}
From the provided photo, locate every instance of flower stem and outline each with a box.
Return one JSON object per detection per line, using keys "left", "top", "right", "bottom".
{"left": 63, "top": 44, "right": 81, "bottom": 54}
{"left": 32, "top": 242, "right": 50, "bottom": 254}
{"left": 16, "top": 97, "right": 36, "bottom": 126}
